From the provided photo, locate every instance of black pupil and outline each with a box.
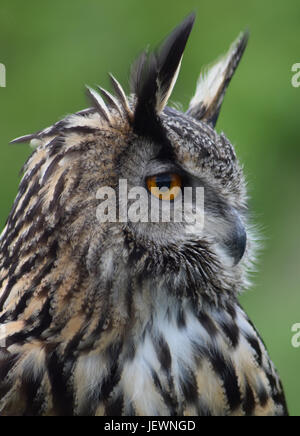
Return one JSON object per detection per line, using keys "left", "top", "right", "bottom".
{"left": 155, "top": 174, "right": 172, "bottom": 190}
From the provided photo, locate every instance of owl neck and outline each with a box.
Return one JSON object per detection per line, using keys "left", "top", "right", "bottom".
{"left": 120, "top": 229, "right": 243, "bottom": 311}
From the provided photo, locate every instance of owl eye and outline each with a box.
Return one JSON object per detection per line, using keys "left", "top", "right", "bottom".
{"left": 146, "top": 173, "right": 182, "bottom": 200}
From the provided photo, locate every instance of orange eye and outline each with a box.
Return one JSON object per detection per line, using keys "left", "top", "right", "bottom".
{"left": 146, "top": 173, "right": 182, "bottom": 200}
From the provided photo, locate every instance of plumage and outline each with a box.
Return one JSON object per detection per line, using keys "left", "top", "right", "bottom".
{"left": 0, "top": 15, "right": 288, "bottom": 416}
{"left": 187, "top": 30, "right": 249, "bottom": 126}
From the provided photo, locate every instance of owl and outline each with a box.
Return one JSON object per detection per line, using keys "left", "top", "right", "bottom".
{"left": 0, "top": 13, "right": 288, "bottom": 416}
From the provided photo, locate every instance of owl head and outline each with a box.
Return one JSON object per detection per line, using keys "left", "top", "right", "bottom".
{"left": 7, "top": 13, "right": 252, "bottom": 319}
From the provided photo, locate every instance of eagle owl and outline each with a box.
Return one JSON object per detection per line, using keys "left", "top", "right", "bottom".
{"left": 0, "top": 14, "right": 288, "bottom": 416}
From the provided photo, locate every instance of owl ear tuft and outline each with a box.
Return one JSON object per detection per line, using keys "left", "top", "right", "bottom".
{"left": 186, "top": 31, "right": 249, "bottom": 127}
{"left": 131, "top": 13, "right": 195, "bottom": 138}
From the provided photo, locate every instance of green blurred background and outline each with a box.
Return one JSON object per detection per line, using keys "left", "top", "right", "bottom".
{"left": 0, "top": 0, "right": 299, "bottom": 415}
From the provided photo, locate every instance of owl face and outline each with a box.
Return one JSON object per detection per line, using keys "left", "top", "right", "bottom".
{"left": 108, "top": 14, "right": 249, "bottom": 278}
{"left": 9, "top": 13, "right": 250, "bottom": 307}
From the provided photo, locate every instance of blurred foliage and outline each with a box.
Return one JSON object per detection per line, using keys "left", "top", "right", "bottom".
{"left": 0, "top": 0, "right": 299, "bottom": 415}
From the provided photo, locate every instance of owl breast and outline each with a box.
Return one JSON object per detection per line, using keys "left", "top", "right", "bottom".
{"left": 73, "top": 293, "right": 286, "bottom": 416}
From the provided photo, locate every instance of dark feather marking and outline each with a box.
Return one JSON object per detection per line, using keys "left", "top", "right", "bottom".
{"left": 98, "top": 342, "right": 122, "bottom": 402}
{"left": 62, "top": 298, "right": 101, "bottom": 357}
{"left": 5, "top": 298, "right": 52, "bottom": 346}
{"left": 2, "top": 178, "right": 41, "bottom": 242}
{"left": 0, "top": 351, "right": 19, "bottom": 398}
{"left": 0, "top": 350, "right": 18, "bottom": 381}
{"left": 257, "top": 385, "right": 269, "bottom": 407}
{"left": 25, "top": 297, "right": 53, "bottom": 338}
{"left": 8, "top": 219, "right": 45, "bottom": 263}
{"left": 219, "top": 320, "right": 240, "bottom": 348}
{"left": 80, "top": 312, "right": 111, "bottom": 351}
{"left": 9, "top": 179, "right": 41, "bottom": 232}
{"left": 48, "top": 170, "right": 67, "bottom": 212}
{"left": 209, "top": 348, "right": 241, "bottom": 411}
{"left": 105, "top": 392, "right": 124, "bottom": 416}
{"left": 265, "top": 369, "right": 277, "bottom": 392}
{"left": 0, "top": 274, "right": 17, "bottom": 313}
{"left": 63, "top": 328, "right": 88, "bottom": 360}
{"left": 154, "top": 335, "right": 172, "bottom": 372}
{"left": 19, "top": 155, "right": 46, "bottom": 184}
{"left": 0, "top": 253, "right": 38, "bottom": 312}
{"left": 64, "top": 126, "right": 98, "bottom": 135}
{"left": 1, "top": 201, "right": 45, "bottom": 269}
{"left": 177, "top": 307, "right": 186, "bottom": 329}
{"left": 40, "top": 120, "right": 69, "bottom": 138}
{"left": 180, "top": 368, "right": 198, "bottom": 404}
{"left": 243, "top": 380, "right": 256, "bottom": 416}
{"left": 127, "top": 243, "right": 147, "bottom": 267}
{"left": 197, "top": 312, "right": 218, "bottom": 337}
{"left": 245, "top": 334, "right": 262, "bottom": 367}
{"left": 10, "top": 284, "right": 50, "bottom": 323}
{"left": 272, "top": 391, "right": 289, "bottom": 415}
{"left": 23, "top": 196, "right": 44, "bottom": 224}
{"left": 265, "top": 371, "right": 288, "bottom": 415}
{"left": 41, "top": 154, "right": 65, "bottom": 185}
{"left": 48, "top": 136, "right": 65, "bottom": 157}
{"left": 11, "top": 253, "right": 38, "bottom": 282}
{"left": 74, "top": 107, "right": 95, "bottom": 116}
{"left": 1, "top": 241, "right": 57, "bottom": 324}
{"left": 151, "top": 369, "right": 177, "bottom": 415}
{"left": 225, "top": 303, "right": 237, "bottom": 320}
{"left": 47, "top": 351, "right": 75, "bottom": 416}
{"left": 21, "top": 370, "right": 44, "bottom": 416}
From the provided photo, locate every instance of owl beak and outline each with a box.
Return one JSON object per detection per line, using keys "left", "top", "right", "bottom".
{"left": 223, "top": 211, "right": 247, "bottom": 266}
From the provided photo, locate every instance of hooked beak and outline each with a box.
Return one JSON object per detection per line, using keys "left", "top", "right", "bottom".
{"left": 222, "top": 210, "right": 247, "bottom": 266}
